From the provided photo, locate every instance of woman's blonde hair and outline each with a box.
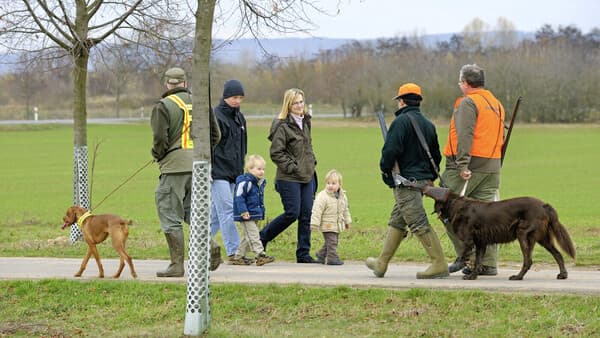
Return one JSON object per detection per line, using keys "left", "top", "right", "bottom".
{"left": 278, "top": 88, "right": 306, "bottom": 119}
{"left": 324, "top": 169, "right": 343, "bottom": 187}
{"left": 245, "top": 154, "right": 266, "bottom": 171}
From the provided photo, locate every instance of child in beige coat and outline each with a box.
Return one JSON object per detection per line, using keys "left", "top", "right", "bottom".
{"left": 310, "top": 169, "right": 352, "bottom": 265}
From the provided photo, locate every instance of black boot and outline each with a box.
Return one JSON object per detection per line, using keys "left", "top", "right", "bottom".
{"left": 210, "top": 239, "right": 223, "bottom": 271}
{"left": 156, "top": 230, "right": 184, "bottom": 277}
{"left": 448, "top": 256, "right": 466, "bottom": 273}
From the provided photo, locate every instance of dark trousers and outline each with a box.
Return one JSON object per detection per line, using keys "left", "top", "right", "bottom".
{"left": 260, "top": 177, "right": 315, "bottom": 259}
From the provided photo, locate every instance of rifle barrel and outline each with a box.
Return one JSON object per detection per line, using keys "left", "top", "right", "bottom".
{"left": 501, "top": 96, "right": 522, "bottom": 165}
{"left": 377, "top": 111, "right": 387, "bottom": 140}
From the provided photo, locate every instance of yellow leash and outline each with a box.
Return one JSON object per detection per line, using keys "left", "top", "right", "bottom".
{"left": 92, "top": 159, "right": 154, "bottom": 212}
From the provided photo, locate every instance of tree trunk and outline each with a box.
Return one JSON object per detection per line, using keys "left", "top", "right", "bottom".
{"left": 191, "top": 0, "right": 216, "bottom": 162}
{"left": 73, "top": 52, "right": 89, "bottom": 147}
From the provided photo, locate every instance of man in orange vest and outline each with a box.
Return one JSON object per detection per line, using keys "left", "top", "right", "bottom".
{"left": 441, "top": 64, "right": 505, "bottom": 276}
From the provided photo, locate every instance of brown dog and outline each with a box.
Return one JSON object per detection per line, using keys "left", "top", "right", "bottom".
{"left": 423, "top": 187, "right": 576, "bottom": 280}
{"left": 62, "top": 206, "right": 137, "bottom": 279}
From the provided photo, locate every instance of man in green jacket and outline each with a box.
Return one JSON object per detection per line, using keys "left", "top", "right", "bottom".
{"left": 151, "top": 67, "right": 222, "bottom": 277}
{"left": 366, "top": 83, "right": 448, "bottom": 279}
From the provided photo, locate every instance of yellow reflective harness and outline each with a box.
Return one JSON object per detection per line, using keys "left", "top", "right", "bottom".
{"left": 77, "top": 211, "right": 93, "bottom": 226}
{"left": 166, "top": 94, "right": 194, "bottom": 149}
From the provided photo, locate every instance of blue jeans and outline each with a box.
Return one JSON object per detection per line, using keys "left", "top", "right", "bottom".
{"left": 210, "top": 179, "right": 240, "bottom": 256}
{"left": 260, "top": 177, "right": 315, "bottom": 259}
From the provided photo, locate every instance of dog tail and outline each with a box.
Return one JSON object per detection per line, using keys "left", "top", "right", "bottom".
{"left": 544, "top": 204, "right": 576, "bottom": 259}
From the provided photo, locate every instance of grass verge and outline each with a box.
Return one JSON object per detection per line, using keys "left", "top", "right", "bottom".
{"left": 1, "top": 280, "right": 597, "bottom": 337}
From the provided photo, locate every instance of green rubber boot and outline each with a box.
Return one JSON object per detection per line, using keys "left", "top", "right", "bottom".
{"left": 416, "top": 229, "right": 449, "bottom": 279}
{"left": 365, "top": 227, "right": 407, "bottom": 278}
{"left": 156, "top": 229, "right": 184, "bottom": 277}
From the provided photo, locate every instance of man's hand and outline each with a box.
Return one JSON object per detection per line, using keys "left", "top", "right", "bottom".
{"left": 241, "top": 212, "right": 250, "bottom": 220}
{"left": 460, "top": 169, "right": 472, "bottom": 180}
{"left": 381, "top": 171, "right": 395, "bottom": 187}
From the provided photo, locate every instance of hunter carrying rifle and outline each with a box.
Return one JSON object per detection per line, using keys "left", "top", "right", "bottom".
{"left": 366, "top": 82, "right": 448, "bottom": 280}
{"left": 438, "top": 63, "right": 520, "bottom": 277}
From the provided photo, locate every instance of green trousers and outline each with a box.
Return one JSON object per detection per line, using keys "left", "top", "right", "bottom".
{"left": 441, "top": 169, "right": 499, "bottom": 267}
{"left": 155, "top": 173, "right": 192, "bottom": 233}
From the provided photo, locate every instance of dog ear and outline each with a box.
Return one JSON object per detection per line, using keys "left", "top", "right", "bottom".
{"left": 66, "top": 206, "right": 75, "bottom": 218}
{"left": 422, "top": 186, "right": 450, "bottom": 202}
{"left": 73, "top": 206, "right": 86, "bottom": 219}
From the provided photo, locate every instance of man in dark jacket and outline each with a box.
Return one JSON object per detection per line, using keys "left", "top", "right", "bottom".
{"left": 366, "top": 83, "right": 448, "bottom": 279}
{"left": 211, "top": 79, "right": 247, "bottom": 264}
{"left": 151, "top": 67, "right": 222, "bottom": 277}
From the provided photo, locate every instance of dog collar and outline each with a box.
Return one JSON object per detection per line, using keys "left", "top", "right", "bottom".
{"left": 77, "top": 211, "right": 93, "bottom": 225}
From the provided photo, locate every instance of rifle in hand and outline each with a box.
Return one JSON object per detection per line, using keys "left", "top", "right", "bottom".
{"left": 377, "top": 111, "right": 416, "bottom": 187}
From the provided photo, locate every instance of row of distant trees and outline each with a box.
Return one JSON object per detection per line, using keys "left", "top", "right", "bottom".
{"left": 2, "top": 22, "right": 599, "bottom": 123}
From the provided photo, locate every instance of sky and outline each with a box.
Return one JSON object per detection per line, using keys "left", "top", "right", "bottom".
{"left": 218, "top": 0, "right": 599, "bottom": 39}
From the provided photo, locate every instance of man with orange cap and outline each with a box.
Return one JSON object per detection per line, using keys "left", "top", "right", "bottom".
{"left": 442, "top": 64, "right": 505, "bottom": 276}
{"left": 366, "top": 83, "right": 448, "bottom": 279}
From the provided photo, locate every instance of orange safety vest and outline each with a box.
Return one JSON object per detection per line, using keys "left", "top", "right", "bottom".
{"left": 444, "top": 89, "right": 505, "bottom": 159}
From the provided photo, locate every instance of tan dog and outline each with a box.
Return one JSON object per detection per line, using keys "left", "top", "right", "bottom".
{"left": 62, "top": 206, "right": 137, "bottom": 279}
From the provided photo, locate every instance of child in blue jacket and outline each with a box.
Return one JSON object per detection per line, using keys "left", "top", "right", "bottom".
{"left": 230, "top": 154, "right": 275, "bottom": 266}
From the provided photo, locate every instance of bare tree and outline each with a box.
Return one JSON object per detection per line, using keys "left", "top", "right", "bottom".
{"left": 462, "top": 17, "right": 491, "bottom": 53}
{"left": 94, "top": 43, "right": 146, "bottom": 118}
{"left": 492, "top": 17, "right": 518, "bottom": 49}
{"left": 185, "top": 2, "right": 335, "bottom": 335}
{"left": 0, "top": 0, "right": 193, "bottom": 206}
{"left": 191, "top": 0, "right": 332, "bottom": 160}
{"left": 14, "top": 53, "right": 47, "bottom": 119}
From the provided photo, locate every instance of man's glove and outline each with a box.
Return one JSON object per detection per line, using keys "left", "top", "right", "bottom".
{"left": 381, "top": 171, "right": 395, "bottom": 188}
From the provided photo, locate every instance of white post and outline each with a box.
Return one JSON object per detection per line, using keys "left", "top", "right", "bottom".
{"left": 70, "top": 146, "right": 88, "bottom": 243}
{"left": 184, "top": 160, "right": 212, "bottom": 335}
{"left": 33, "top": 106, "right": 39, "bottom": 121}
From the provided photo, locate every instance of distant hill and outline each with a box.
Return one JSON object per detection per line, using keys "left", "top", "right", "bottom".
{"left": 0, "top": 54, "right": 19, "bottom": 74}
{"left": 210, "top": 32, "right": 533, "bottom": 63}
{"left": 1, "top": 32, "right": 535, "bottom": 72}
{"left": 212, "top": 37, "right": 354, "bottom": 63}
{"left": 211, "top": 34, "right": 457, "bottom": 63}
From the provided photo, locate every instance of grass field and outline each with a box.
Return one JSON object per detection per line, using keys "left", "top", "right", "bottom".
{"left": 1, "top": 120, "right": 599, "bottom": 265}
{"left": 1, "top": 120, "right": 600, "bottom": 337}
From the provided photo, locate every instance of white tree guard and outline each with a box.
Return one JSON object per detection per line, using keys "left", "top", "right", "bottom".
{"left": 184, "top": 161, "right": 212, "bottom": 335}
{"left": 70, "top": 146, "right": 89, "bottom": 243}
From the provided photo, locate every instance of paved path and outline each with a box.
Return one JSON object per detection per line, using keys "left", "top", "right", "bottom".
{"left": 0, "top": 257, "right": 598, "bottom": 295}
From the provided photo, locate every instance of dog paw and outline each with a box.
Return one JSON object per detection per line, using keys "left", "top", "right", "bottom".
{"left": 462, "top": 274, "right": 478, "bottom": 280}
{"left": 509, "top": 275, "right": 523, "bottom": 280}
{"left": 557, "top": 273, "right": 568, "bottom": 280}
{"left": 74, "top": 273, "right": 82, "bottom": 277}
